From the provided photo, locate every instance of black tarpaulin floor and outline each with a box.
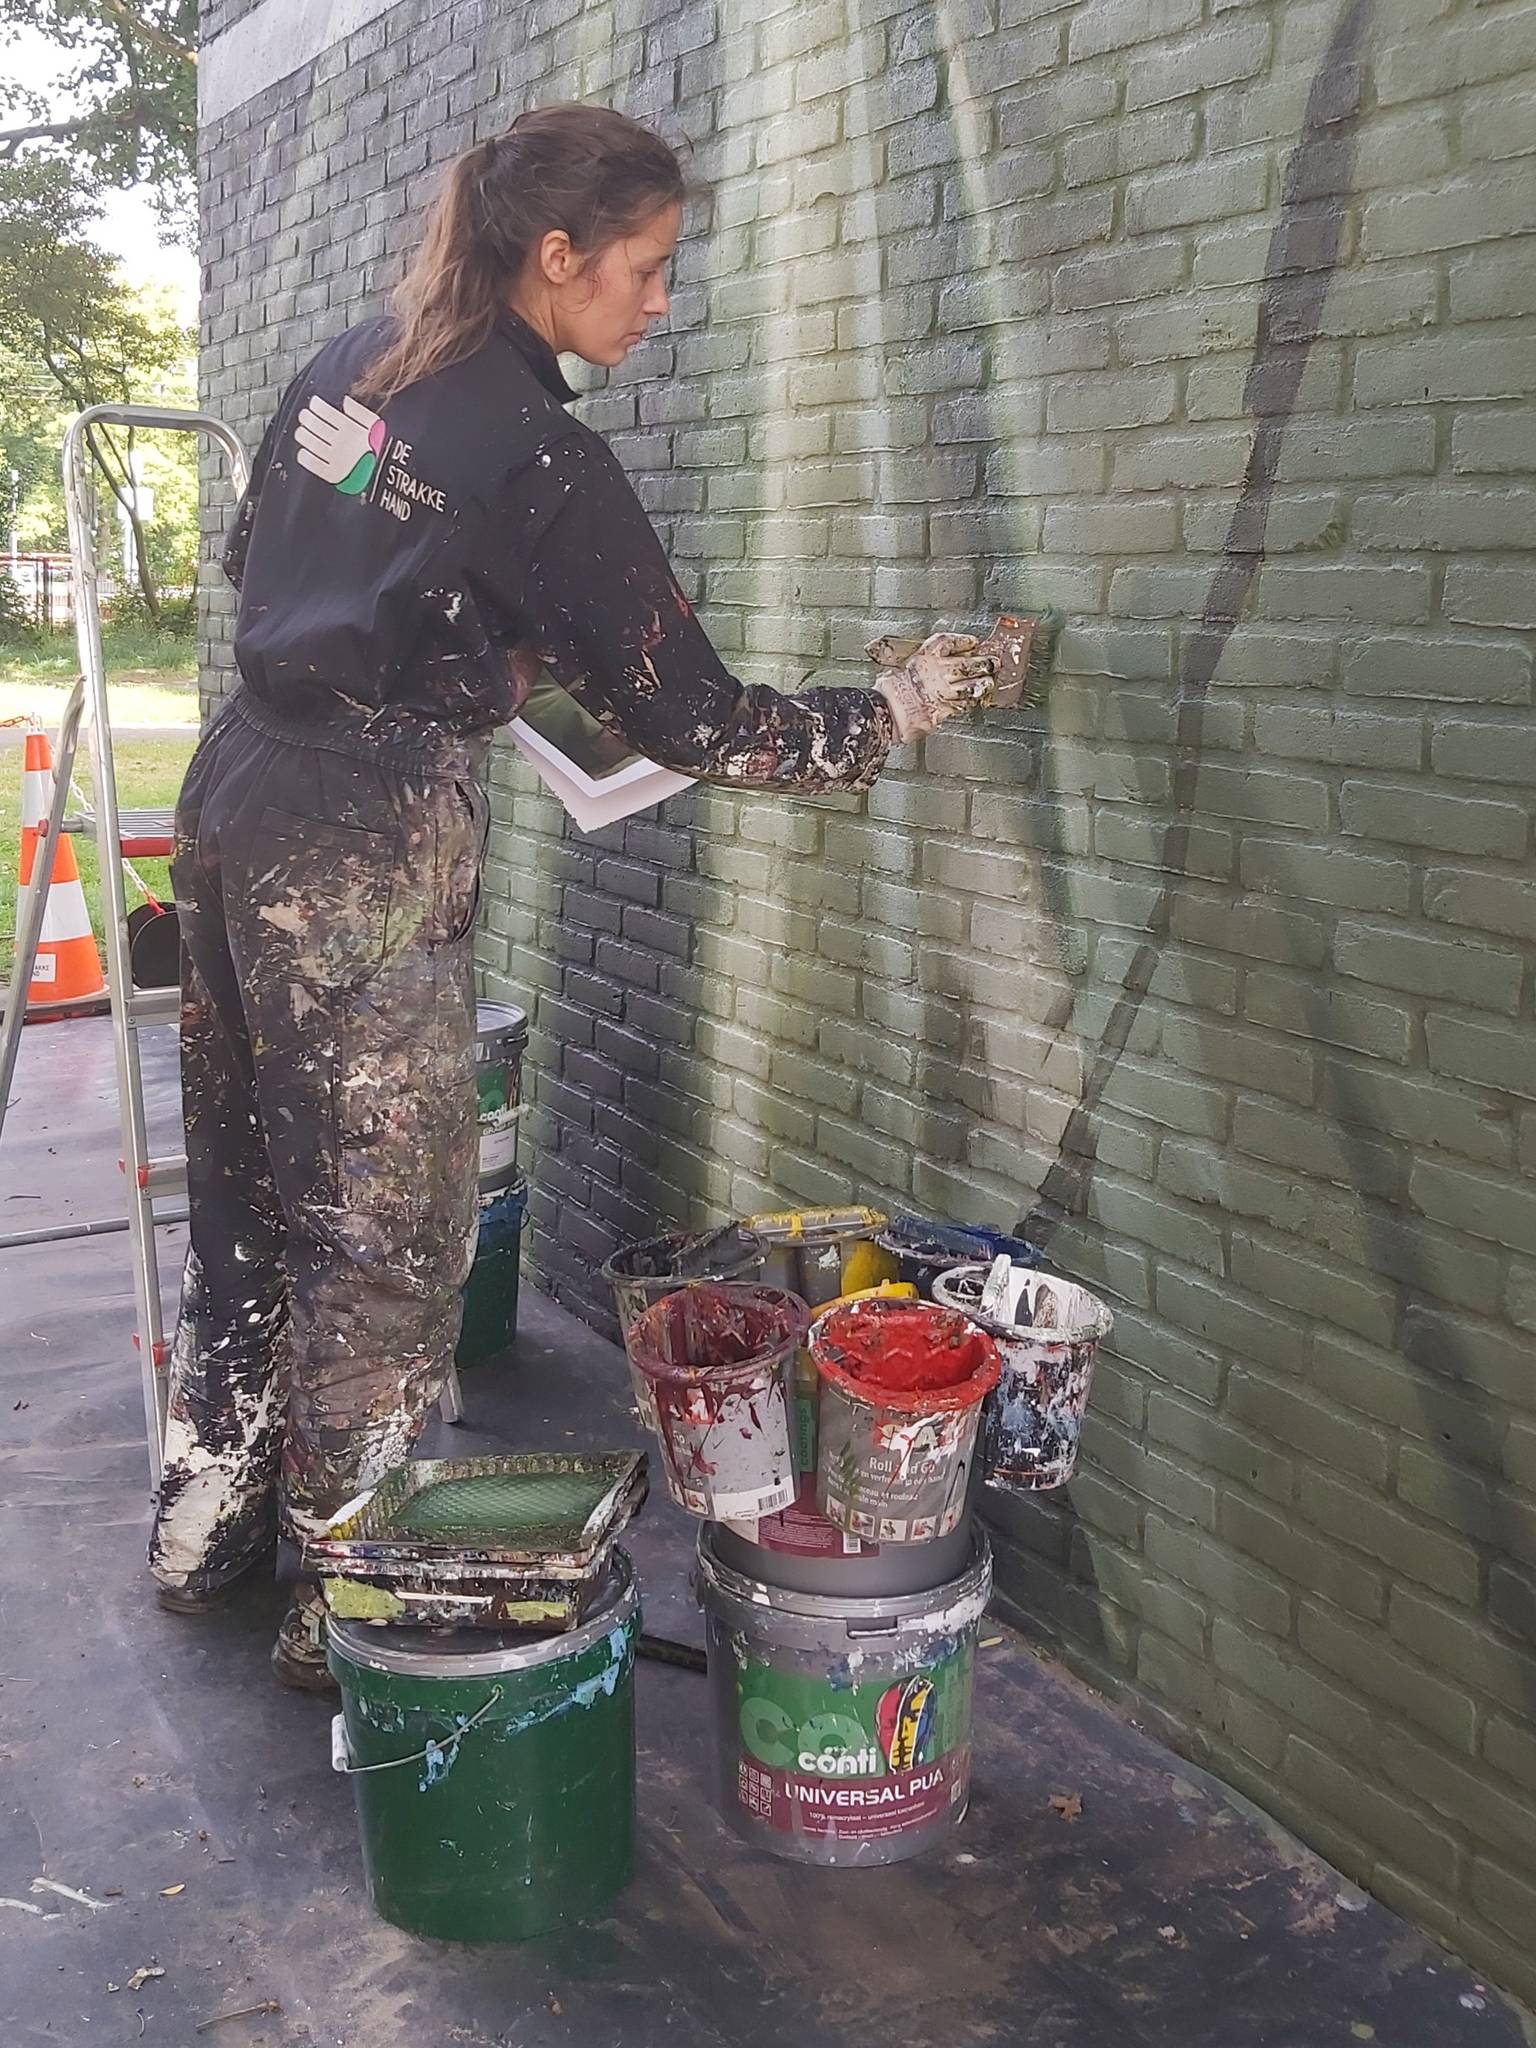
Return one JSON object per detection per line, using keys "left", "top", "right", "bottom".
{"left": 1, "top": 1015, "right": 1527, "bottom": 2047}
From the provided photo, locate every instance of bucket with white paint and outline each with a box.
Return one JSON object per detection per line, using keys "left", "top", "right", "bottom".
{"left": 327, "top": 1551, "right": 639, "bottom": 1941}
{"left": 628, "top": 1284, "right": 807, "bottom": 1520}
{"left": 696, "top": 1525, "right": 992, "bottom": 1866}
{"left": 931, "top": 1264, "right": 1111, "bottom": 1493}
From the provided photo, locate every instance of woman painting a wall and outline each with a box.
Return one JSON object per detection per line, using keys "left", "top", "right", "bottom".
{"left": 149, "top": 102, "right": 994, "bottom": 1687}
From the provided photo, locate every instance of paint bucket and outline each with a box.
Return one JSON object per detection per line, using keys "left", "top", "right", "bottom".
{"left": 474, "top": 1000, "right": 528, "bottom": 1183}
{"left": 874, "top": 1214, "right": 1043, "bottom": 1299}
{"left": 457, "top": 1169, "right": 528, "bottom": 1369}
{"left": 629, "top": 1284, "right": 808, "bottom": 1520}
{"left": 696, "top": 1525, "right": 992, "bottom": 1866}
{"left": 811, "top": 1300, "right": 1001, "bottom": 1543}
{"left": 712, "top": 1281, "right": 974, "bottom": 1596}
{"left": 744, "top": 1206, "right": 896, "bottom": 1307}
{"left": 931, "top": 1264, "right": 1112, "bottom": 1493}
{"left": 327, "top": 1550, "right": 639, "bottom": 1941}
{"left": 602, "top": 1226, "right": 768, "bottom": 1429}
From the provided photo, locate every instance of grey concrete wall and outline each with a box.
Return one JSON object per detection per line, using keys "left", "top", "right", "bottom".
{"left": 199, "top": 0, "right": 1536, "bottom": 2003}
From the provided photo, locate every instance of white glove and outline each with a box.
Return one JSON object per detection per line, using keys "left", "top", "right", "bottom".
{"left": 875, "top": 631, "right": 996, "bottom": 743}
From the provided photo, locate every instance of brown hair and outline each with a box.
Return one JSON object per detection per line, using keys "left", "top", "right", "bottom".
{"left": 357, "top": 103, "right": 688, "bottom": 403}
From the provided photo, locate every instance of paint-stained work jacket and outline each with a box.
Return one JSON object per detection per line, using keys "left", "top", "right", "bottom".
{"left": 224, "top": 309, "right": 895, "bottom": 792}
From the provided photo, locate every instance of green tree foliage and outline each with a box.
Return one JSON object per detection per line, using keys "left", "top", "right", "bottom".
{"left": 0, "top": 156, "right": 195, "bottom": 621}
{"left": 0, "top": 2, "right": 196, "bottom": 237}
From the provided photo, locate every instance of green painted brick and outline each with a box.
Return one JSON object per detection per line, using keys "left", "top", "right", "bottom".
{"left": 1340, "top": 780, "right": 1529, "bottom": 858}
{"left": 1284, "top": 1737, "right": 1466, "bottom": 1884}
{"left": 1334, "top": 920, "right": 1525, "bottom": 1014}
{"left": 1220, "top": 1489, "right": 1386, "bottom": 1623}
{"left": 1427, "top": 1011, "right": 1536, "bottom": 1100}
{"left": 1444, "top": 564, "right": 1536, "bottom": 633}
{"left": 1381, "top": 1728, "right": 1536, "bottom": 1873}
{"left": 1211, "top": 1620, "right": 1378, "bottom": 1762}
{"left": 1145, "top": 1513, "right": 1292, "bottom": 1633}
{"left": 1302, "top": 1476, "right": 1483, "bottom": 1606}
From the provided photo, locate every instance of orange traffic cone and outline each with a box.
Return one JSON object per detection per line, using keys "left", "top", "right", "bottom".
{"left": 17, "top": 725, "right": 106, "bottom": 1005}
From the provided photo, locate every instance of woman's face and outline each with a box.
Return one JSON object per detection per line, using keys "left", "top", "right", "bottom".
{"left": 534, "top": 201, "right": 682, "bottom": 369}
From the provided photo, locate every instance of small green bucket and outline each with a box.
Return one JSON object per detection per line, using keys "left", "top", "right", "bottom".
{"left": 328, "top": 1552, "right": 639, "bottom": 1942}
{"left": 457, "top": 1170, "right": 528, "bottom": 1369}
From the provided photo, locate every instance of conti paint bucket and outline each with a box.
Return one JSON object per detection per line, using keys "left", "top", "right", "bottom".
{"left": 474, "top": 1000, "right": 528, "bottom": 1183}
{"left": 811, "top": 1300, "right": 1000, "bottom": 1543}
{"left": 457, "top": 1169, "right": 528, "bottom": 1369}
{"left": 874, "top": 1215, "right": 1043, "bottom": 1298}
{"left": 697, "top": 1526, "right": 992, "bottom": 1865}
{"left": 744, "top": 1207, "right": 895, "bottom": 1308}
{"left": 931, "top": 1264, "right": 1112, "bottom": 1493}
{"left": 628, "top": 1284, "right": 808, "bottom": 1520}
{"left": 327, "top": 1551, "right": 639, "bottom": 1941}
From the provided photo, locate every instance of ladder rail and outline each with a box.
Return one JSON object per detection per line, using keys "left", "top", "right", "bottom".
{"left": 61, "top": 406, "right": 250, "bottom": 1484}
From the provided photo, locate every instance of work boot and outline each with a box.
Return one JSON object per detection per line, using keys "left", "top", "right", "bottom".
{"left": 156, "top": 1582, "right": 225, "bottom": 1616}
{"left": 153, "top": 1539, "right": 275, "bottom": 1617}
{"left": 271, "top": 1586, "right": 337, "bottom": 1693}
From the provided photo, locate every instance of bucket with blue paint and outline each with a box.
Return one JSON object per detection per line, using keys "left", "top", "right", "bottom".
{"left": 875, "top": 1215, "right": 1043, "bottom": 1299}
{"left": 327, "top": 1551, "right": 639, "bottom": 1940}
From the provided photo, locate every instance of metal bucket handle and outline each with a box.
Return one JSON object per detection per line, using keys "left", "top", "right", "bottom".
{"left": 330, "top": 1683, "right": 504, "bottom": 1776}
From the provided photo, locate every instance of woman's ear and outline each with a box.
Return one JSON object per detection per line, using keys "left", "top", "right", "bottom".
{"left": 537, "top": 228, "right": 579, "bottom": 284}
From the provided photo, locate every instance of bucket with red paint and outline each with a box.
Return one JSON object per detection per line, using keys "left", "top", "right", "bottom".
{"left": 810, "top": 1300, "right": 1001, "bottom": 1544}
{"left": 603, "top": 1226, "right": 767, "bottom": 1432}
{"left": 628, "top": 1284, "right": 808, "bottom": 1521}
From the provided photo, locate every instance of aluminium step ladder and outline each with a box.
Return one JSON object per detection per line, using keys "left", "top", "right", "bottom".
{"left": 0, "top": 403, "right": 464, "bottom": 1492}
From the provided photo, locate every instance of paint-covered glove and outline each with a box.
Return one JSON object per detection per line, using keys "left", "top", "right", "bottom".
{"left": 874, "top": 631, "right": 996, "bottom": 743}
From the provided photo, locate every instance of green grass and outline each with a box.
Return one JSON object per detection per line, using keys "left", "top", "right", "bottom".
{"left": 1, "top": 731, "right": 194, "bottom": 984}
{"left": 0, "top": 614, "right": 198, "bottom": 696}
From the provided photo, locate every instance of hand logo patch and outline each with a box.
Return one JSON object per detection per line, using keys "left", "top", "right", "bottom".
{"left": 295, "top": 394, "right": 387, "bottom": 495}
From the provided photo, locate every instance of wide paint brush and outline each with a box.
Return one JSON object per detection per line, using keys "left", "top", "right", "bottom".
{"left": 864, "top": 608, "right": 1064, "bottom": 711}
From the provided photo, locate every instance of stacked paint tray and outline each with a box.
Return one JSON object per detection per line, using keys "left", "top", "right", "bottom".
{"left": 306, "top": 1451, "right": 648, "bottom": 1632}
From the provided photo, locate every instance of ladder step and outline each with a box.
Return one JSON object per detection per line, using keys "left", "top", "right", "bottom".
{"left": 121, "top": 1154, "right": 188, "bottom": 1195}
{"left": 61, "top": 808, "right": 174, "bottom": 857}
{"left": 127, "top": 988, "right": 180, "bottom": 1026}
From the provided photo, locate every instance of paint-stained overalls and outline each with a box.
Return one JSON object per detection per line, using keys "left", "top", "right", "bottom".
{"left": 150, "top": 309, "right": 896, "bottom": 1596}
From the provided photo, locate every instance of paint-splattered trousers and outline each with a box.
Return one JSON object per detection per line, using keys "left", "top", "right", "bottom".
{"left": 148, "top": 690, "right": 490, "bottom": 1596}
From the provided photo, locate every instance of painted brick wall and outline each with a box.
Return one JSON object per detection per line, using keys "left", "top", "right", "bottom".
{"left": 199, "top": 0, "right": 1536, "bottom": 2001}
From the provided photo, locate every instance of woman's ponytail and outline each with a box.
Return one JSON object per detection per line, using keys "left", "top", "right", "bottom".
{"left": 356, "top": 105, "right": 688, "bottom": 404}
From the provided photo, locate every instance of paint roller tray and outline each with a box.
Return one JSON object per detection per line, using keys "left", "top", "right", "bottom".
{"left": 306, "top": 1452, "right": 649, "bottom": 1584}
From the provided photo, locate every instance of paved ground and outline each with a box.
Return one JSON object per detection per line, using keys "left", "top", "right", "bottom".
{"left": 1, "top": 1015, "right": 1528, "bottom": 2047}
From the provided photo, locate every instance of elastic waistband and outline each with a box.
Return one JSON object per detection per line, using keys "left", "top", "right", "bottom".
{"left": 223, "top": 688, "right": 487, "bottom": 773}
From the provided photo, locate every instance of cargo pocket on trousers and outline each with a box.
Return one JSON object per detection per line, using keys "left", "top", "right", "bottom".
{"left": 248, "top": 808, "right": 396, "bottom": 989}
{"left": 438, "top": 777, "right": 491, "bottom": 947}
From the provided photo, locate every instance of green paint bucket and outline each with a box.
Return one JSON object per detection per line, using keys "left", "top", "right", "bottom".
{"left": 457, "top": 1169, "right": 528, "bottom": 1369}
{"left": 327, "top": 1551, "right": 639, "bottom": 1941}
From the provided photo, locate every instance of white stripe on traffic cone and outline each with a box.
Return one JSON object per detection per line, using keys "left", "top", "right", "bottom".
{"left": 17, "top": 725, "right": 105, "bottom": 1003}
